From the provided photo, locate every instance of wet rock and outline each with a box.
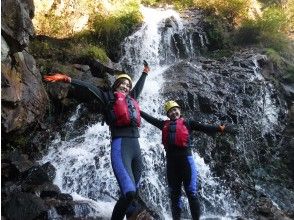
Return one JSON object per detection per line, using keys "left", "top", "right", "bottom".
{"left": 281, "top": 83, "right": 294, "bottom": 101}
{"left": 55, "top": 193, "right": 75, "bottom": 216}
{"left": 1, "top": 0, "right": 35, "bottom": 51}
{"left": 1, "top": 50, "right": 49, "bottom": 134}
{"left": 2, "top": 151, "right": 35, "bottom": 182}
{"left": 1, "top": 162, "right": 20, "bottom": 182}
{"left": 41, "top": 162, "right": 56, "bottom": 182}
{"left": 162, "top": 50, "right": 291, "bottom": 218}
{"left": 197, "top": 94, "right": 218, "bottom": 113}
{"left": 55, "top": 203, "right": 75, "bottom": 216}
{"left": 39, "top": 183, "right": 61, "bottom": 199}
{"left": 72, "top": 57, "right": 121, "bottom": 78}
{"left": 127, "top": 210, "right": 154, "bottom": 220}
{"left": 2, "top": 192, "right": 48, "bottom": 220}
{"left": 171, "top": 33, "right": 189, "bottom": 59}
{"left": 2, "top": 0, "right": 49, "bottom": 135}
{"left": 21, "top": 165, "right": 50, "bottom": 185}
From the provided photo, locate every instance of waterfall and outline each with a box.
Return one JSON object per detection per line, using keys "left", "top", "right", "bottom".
{"left": 42, "top": 6, "right": 242, "bottom": 219}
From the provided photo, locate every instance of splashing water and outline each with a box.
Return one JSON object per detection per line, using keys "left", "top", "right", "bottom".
{"left": 41, "top": 6, "right": 242, "bottom": 219}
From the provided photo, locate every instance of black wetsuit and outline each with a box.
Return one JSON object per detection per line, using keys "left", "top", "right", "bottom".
{"left": 141, "top": 111, "right": 221, "bottom": 220}
{"left": 70, "top": 72, "right": 147, "bottom": 219}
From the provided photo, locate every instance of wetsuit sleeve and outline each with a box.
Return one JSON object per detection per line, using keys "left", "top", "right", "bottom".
{"left": 130, "top": 72, "right": 148, "bottom": 99}
{"left": 140, "top": 111, "right": 164, "bottom": 130}
{"left": 188, "top": 120, "right": 221, "bottom": 133}
{"left": 71, "top": 79, "right": 106, "bottom": 106}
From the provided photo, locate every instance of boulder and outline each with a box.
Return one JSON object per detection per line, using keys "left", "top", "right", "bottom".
{"left": 2, "top": 192, "right": 48, "bottom": 220}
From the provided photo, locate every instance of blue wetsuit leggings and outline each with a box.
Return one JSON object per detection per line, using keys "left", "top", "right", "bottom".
{"left": 110, "top": 137, "right": 143, "bottom": 220}
{"left": 167, "top": 155, "right": 200, "bottom": 220}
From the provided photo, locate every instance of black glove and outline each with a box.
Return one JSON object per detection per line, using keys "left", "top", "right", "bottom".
{"left": 224, "top": 125, "right": 239, "bottom": 135}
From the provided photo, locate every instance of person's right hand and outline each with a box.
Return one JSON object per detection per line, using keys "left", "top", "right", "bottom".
{"left": 143, "top": 60, "right": 150, "bottom": 74}
{"left": 143, "top": 66, "right": 150, "bottom": 74}
{"left": 43, "top": 73, "right": 71, "bottom": 83}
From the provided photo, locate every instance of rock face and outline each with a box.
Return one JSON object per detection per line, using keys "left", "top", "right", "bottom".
{"left": 32, "top": 0, "right": 94, "bottom": 37}
{"left": 1, "top": 0, "right": 35, "bottom": 52}
{"left": 161, "top": 51, "right": 294, "bottom": 218}
{"left": 1, "top": 0, "right": 294, "bottom": 219}
{"left": 1, "top": 150, "right": 77, "bottom": 220}
{"left": 1, "top": 0, "right": 49, "bottom": 134}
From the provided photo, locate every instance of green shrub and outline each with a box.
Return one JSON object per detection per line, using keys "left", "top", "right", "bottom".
{"left": 234, "top": 19, "right": 261, "bottom": 45}
{"left": 90, "top": 1, "right": 142, "bottom": 53}
{"left": 79, "top": 45, "right": 108, "bottom": 63}
{"left": 260, "top": 31, "right": 288, "bottom": 51}
{"left": 204, "top": 15, "right": 232, "bottom": 50}
{"left": 173, "top": 0, "right": 194, "bottom": 10}
{"left": 234, "top": 6, "right": 289, "bottom": 51}
{"left": 258, "top": 0, "right": 287, "bottom": 8}
{"left": 29, "top": 35, "right": 108, "bottom": 65}
{"left": 258, "top": 6, "right": 287, "bottom": 33}
{"left": 29, "top": 38, "right": 69, "bottom": 59}
{"left": 265, "top": 48, "right": 283, "bottom": 68}
{"left": 194, "top": 0, "right": 250, "bottom": 24}
{"left": 285, "top": 0, "right": 294, "bottom": 34}
{"left": 141, "top": 0, "right": 161, "bottom": 6}
{"left": 216, "top": 0, "right": 250, "bottom": 24}
{"left": 264, "top": 48, "right": 294, "bottom": 83}
{"left": 283, "top": 64, "right": 294, "bottom": 83}
{"left": 34, "top": 11, "right": 72, "bottom": 38}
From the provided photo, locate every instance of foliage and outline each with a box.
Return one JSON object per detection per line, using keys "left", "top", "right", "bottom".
{"left": 187, "top": 0, "right": 252, "bottom": 52}
{"left": 140, "top": 0, "right": 293, "bottom": 55}
{"left": 265, "top": 48, "right": 284, "bottom": 68}
{"left": 283, "top": 64, "right": 294, "bottom": 83}
{"left": 193, "top": 0, "right": 250, "bottom": 24}
{"left": 29, "top": 38, "right": 70, "bottom": 60}
{"left": 285, "top": 0, "right": 294, "bottom": 34}
{"left": 203, "top": 16, "right": 232, "bottom": 50}
{"left": 90, "top": 0, "right": 142, "bottom": 56}
{"left": 32, "top": 0, "right": 142, "bottom": 61}
{"left": 203, "top": 49, "right": 233, "bottom": 59}
{"left": 233, "top": 19, "right": 260, "bottom": 45}
{"left": 172, "top": 0, "right": 195, "bottom": 10}
{"left": 141, "top": 0, "right": 194, "bottom": 8}
{"left": 258, "top": 0, "right": 289, "bottom": 8}
{"left": 263, "top": 47, "right": 294, "bottom": 83}
{"left": 141, "top": 0, "right": 165, "bottom": 6}
{"left": 79, "top": 45, "right": 109, "bottom": 63}
{"left": 258, "top": 6, "right": 287, "bottom": 33}
{"left": 33, "top": 0, "right": 105, "bottom": 38}
{"left": 33, "top": 11, "right": 68, "bottom": 38}
{"left": 234, "top": 5, "right": 290, "bottom": 51}
{"left": 28, "top": 35, "right": 108, "bottom": 73}
{"left": 142, "top": 0, "right": 250, "bottom": 18}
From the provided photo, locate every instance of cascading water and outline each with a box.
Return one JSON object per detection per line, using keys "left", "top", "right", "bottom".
{"left": 41, "top": 6, "right": 253, "bottom": 219}
{"left": 233, "top": 55, "right": 289, "bottom": 212}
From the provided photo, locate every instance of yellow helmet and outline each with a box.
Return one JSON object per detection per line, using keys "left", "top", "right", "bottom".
{"left": 113, "top": 74, "right": 133, "bottom": 90}
{"left": 116, "top": 74, "right": 132, "bottom": 83}
{"left": 164, "top": 100, "right": 180, "bottom": 113}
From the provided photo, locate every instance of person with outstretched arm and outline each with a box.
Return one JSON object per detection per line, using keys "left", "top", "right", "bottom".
{"left": 44, "top": 62, "right": 150, "bottom": 220}
{"left": 140, "top": 100, "right": 237, "bottom": 220}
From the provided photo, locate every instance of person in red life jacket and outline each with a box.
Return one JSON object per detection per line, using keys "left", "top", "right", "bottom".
{"left": 44, "top": 62, "right": 150, "bottom": 220}
{"left": 140, "top": 100, "right": 237, "bottom": 220}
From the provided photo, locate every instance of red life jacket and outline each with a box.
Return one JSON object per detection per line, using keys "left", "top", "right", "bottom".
{"left": 112, "top": 92, "right": 141, "bottom": 127}
{"left": 162, "top": 118, "right": 189, "bottom": 148}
